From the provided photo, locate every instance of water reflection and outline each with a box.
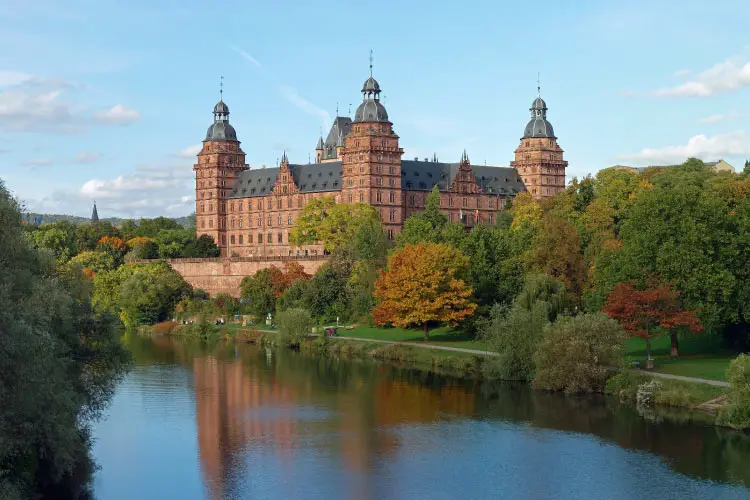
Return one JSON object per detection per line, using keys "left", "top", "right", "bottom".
{"left": 96, "top": 334, "right": 750, "bottom": 500}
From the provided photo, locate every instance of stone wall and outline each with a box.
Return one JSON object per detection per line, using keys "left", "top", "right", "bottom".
{"left": 162, "top": 256, "right": 328, "bottom": 296}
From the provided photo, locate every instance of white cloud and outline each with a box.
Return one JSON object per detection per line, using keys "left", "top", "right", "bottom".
{"left": 617, "top": 131, "right": 749, "bottom": 164}
{"left": 175, "top": 144, "right": 202, "bottom": 158}
{"left": 230, "top": 45, "right": 263, "bottom": 70}
{"left": 0, "top": 70, "right": 33, "bottom": 87}
{"left": 93, "top": 104, "right": 140, "bottom": 125}
{"left": 19, "top": 158, "right": 53, "bottom": 167}
{"left": 0, "top": 88, "right": 80, "bottom": 132}
{"left": 73, "top": 151, "right": 101, "bottom": 163}
{"left": 279, "top": 85, "right": 331, "bottom": 130}
{"left": 651, "top": 56, "right": 750, "bottom": 97}
{"left": 699, "top": 114, "right": 728, "bottom": 124}
{"left": 673, "top": 69, "right": 691, "bottom": 78}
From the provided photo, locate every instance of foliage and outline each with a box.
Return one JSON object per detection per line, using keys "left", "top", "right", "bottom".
{"left": 69, "top": 250, "right": 117, "bottom": 275}
{"left": 277, "top": 278, "right": 309, "bottom": 312}
{"left": 0, "top": 180, "right": 130, "bottom": 498}
{"left": 183, "top": 233, "right": 221, "bottom": 258}
{"left": 240, "top": 269, "right": 276, "bottom": 321}
{"left": 75, "top": 221, "right": 120, "bottom": 252}
{"left": 28, "top": 225, "right": 77, "bottom": 261}
{"left": 603, "top": 279, "right": 703, "bottom": 357}
{"left": 725, "top": 354, "right": 750, "bottom": 429}
{"left": 268, "top": 261, "right": 312, "bottom": 298}
{"left": 396, "top": 186, "right": 447, "bottom": 246}
{"left": 126, "top": 236, "right": 159, "bottom": 259}
{"left": 373, "top": 243, "right": 477, "bottom": 340}
{"left": 118, "top": 262, "right": 192, "bottom": 328}
{"left": 290, "top": 197, "right": 381, "bottom": 252}
{"left": 514, "top": 273, "right": 568, "bottom": 322}
{"left": 532, "top": 313, "right": 629, "bottom": 393}
{"left": 277, "top": 308, "right": 313, "bottom": 347}
{"left": 303, "top": 256, "right": 353, "bottom": 322}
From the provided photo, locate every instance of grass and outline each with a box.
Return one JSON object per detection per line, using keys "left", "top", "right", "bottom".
{"left": 336, "top": 324, "right": 489, "bottom": 351}
{"left": 606, "top": 371, "right": 728, "bottom": 409}
{"left": 624, "top": 334, "right": 738, "bottom": 382}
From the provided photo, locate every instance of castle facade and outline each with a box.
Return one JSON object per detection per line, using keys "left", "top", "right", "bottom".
{"left": 193, "top": 68, "right": 567, "bottom": 257}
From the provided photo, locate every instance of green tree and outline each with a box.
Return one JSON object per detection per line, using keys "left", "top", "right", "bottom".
{"left": 183, "top": 234, "right": 221, "bottom": 258}
{"left": 75, "top": 221, "right": 120, "bottom": 251}
{"left": 277, "top": 308, "right": 313, "bottom": 347}
{"left": 532, "top": 313, "right": 629, "bottom": 394}
{"left": 69, "top": 250, "right": 117, "bottom": 274}
{"left": 29, "top": 226, "right": 77, "bottom": 261}
{"left": 291, "top": 198, "right": 381, "bottom": 252}
{"left": 724, "top": 354, "right": 750, "bottom": 429}
{"left": 240, "top": 269, "right": 276, "bottom": 321}
{"left": 118, "top": 262, "right": 192, "bottom": 328}
{"left": 303, "top": 260, "right": 352, "bottom": 322}
{"left": 744, "top": 159, "right": 750, "bottom": 175}
{"left": 396, "top": 185, "right": 447, "bottom": 246}
{"left": 0, "top": 180, "right": 130, "bottom": 498}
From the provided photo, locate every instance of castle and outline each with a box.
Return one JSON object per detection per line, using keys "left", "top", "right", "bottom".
{"left": 193, "top": 65, "right": 567, "bottom": 257}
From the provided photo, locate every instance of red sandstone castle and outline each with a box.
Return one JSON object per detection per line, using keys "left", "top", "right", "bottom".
{"left": 193, "top": 67, "right": 567, "bottom": 257}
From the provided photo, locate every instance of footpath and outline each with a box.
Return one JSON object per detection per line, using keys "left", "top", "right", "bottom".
{"left": 634, "top": 369, "right": 730, "bottom": 388}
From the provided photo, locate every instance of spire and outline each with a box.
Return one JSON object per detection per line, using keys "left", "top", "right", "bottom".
{"left": 281, "top": 150, "right": 288, "bottom": 165}
{"left": 91, "top": 201, "right": 99, "bottom": 223}
{"left": 316, "top": 134, "right": 324, "bottom": 150}
{"left": 537, "top": 72, "right": 541, "bottom": 98}
{"left": 220, "top": 75, "right": 224, "bottom": 101}
{"left": 461, "top": 149, "right": 470, "bottom": 164}
{"left": 369, "top": 49, "right": 373, "bottom": 77}
{"left": 336, "top": 102, "right": 339, "bottom": 116}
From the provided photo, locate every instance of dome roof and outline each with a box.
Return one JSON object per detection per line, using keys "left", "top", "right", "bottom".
{"left": 205, "top": 121, "right": 238, "bottom": 141}
{"left": 531, "top": 97, "right": 547, "bottom": 110}
{"left": 361, "top": 76, "right": 380, "bottom": 93}
{"left": 523, "top": 118, "right": 555, "bottom": 138}
{"left": 214, "top": 99, "right": 229, "bottom": 115}
{"left": 354, "top": 100, "right": 389, "bottom": 123}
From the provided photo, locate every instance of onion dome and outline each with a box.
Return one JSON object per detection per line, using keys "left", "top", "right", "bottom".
{"left": 522, "top": 92, "right": 555, "bottom": 139}
{"left": 205, "top": 97, "right": 238, "bottom": 142}
{"left": 354, "top": 52, "right": 390, "bottom": 123}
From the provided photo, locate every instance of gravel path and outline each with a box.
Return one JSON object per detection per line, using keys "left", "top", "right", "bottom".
{"left": 337, "top": 336, "right": 499, "bottom": 357}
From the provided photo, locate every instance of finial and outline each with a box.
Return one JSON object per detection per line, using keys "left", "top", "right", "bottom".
{"left": 220, "top": 75, "right": 224, "bottom": 101}
{"left": 369, "top": 49, "right": 373, "bottom": 77}
{"left": 336, "top": 102, "right": 339, "bottom": 116}
{"left": 348, "top": 103, "right": 352, "bottom": 116}
{"left": 537, "top": 72, "right": 541, "bottom": 98}
{"left": 308, "top": 153, "right": 311, "bottom": 164}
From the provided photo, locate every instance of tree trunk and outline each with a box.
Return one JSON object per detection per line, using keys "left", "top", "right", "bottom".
{"left": 645, "top": 338, "right": 654, "bottom": 370}
{"left": 423, "top": 323, "right": 430, "bottom": 342}
{"left": 670, "top": 331, "right": 679, "bottom": 358}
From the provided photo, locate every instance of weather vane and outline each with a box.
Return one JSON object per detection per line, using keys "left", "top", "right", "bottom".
{"left": 537, "top": 72, "right": 541, "bottom": 97}
{"left": 220, "top": 75, "right": 224, "bottom": 100}
{"left": 369, "top": 49, "right": 373, "bottom": 76}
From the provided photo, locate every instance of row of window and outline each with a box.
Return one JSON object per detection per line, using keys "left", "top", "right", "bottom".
{"left": 229, "top": 232, "right": 286, "bottom": 245}
{"left": 228, "top": 214, "right": 294, "bottom": 228}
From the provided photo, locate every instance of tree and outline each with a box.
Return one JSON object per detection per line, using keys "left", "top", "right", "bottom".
{"left": 290, "top": 197, "right": 381, "bottom": 252}
{"left": 303, "top": 259, "right": 352, "bottom": 322}
{"left": 183, "top": 234, "right": 220, "bottom": 258}
{"left": 126, "top": 237, "right": 159, "bottom": 259}
{"left": 0, "top": 180, "right": 129, "bottom": 498}
{"left": 69, "top": 250, "right": 117, "bottom": 276}
{"left": 373, "top": 243, "right": 477, "bottom": 340}
{"left": 268, "top": 261, "right": 311, "bottom": 298}
{"left": 744, "top": 159, "right": 750, "bottom": 175}
{"left": 240, "top": 269, "right": 276, "bottom": 321}
{"left": 117, "top": 262, "right": 192, "bottom": 328}
{"left": 603, "top": 280, "right": 703, "bottom": 360}
{"left": 277, "top": 308, "right": 313, "bottom": 347}
{"left": 29, "top": 226, "right": 77, "bottom": 261}
{"left": 396, "top": 185, "right": 446, "bottom": 246}
{"left": 532, "top": 313, "right": 629, "bottom": 394}
{"left": 75, "top": 221, "right": 120, "bottom": 251}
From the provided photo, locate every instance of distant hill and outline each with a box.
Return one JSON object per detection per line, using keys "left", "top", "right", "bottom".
{"left": 23, "top": 212, "right": 195, "bottom": 228}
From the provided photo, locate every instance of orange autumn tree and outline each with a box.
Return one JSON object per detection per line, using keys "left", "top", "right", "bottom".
{"left": 603, "top": 279, "right": 703, "bottom": 360}
{"left": 268, "top": 261, "right": 312, "bottom": 298}
{"left": 373, "top": 243, "right": 477, "bottom": 341}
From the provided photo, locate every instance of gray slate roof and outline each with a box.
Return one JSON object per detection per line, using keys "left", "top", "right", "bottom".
{"left": 228, "top": 160, "right": 525, "bottom": 198}
{"left": 322, "top": 117, "right": 352, "bottom": 159}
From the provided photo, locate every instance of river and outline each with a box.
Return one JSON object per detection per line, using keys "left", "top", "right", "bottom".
{"left": 91, "top": 334, "right": 750, "bottom": 500}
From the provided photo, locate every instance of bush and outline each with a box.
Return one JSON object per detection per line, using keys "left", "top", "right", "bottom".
{"left": 277, "top": 308, "right": 313, "bottom": 348}
{"left": 481, "top": 303, "right": 548, "bottom": 381}
{"left": 725, "top": 354, "right": 750, "bottom": 429}
{"left": 533, "top": 313, "right": 629, "bottom": 394}
{"left": 605, "top": 372, "right": 650, "bottom": 402}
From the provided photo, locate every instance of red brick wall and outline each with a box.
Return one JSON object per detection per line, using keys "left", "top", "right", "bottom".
{"left": 161, "top": 256, "right": 328, "bottom": 297}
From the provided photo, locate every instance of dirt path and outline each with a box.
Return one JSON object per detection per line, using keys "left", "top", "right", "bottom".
{"left": 336, "top": 336, "right": 499, "bottom": 357}
{"left": 634, "top": 369, "right": 730, "bottom": 387}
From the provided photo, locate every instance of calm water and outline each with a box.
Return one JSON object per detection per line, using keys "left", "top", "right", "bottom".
{"left": 92, "top": 334, "right": 750, "bottom": 500}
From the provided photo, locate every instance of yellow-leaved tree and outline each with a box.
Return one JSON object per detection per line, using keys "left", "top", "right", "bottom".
{"left": 289, "top": 197, "right": 381, "bottom": 252}
{"left": 373, "top": 243, "right": 477, "bottom": 341}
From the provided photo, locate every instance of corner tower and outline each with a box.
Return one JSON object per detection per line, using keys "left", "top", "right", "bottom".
{"left": 193, "top": 85, "right": 248, "bottom": 252}
{"left": 341, "top": 56, "right": 404, "bottom": 238}
{"left": 510, "top": 87, "right": 567, "bottom": 198}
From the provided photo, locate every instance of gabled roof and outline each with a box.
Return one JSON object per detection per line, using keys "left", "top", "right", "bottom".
{"left": 228, "top": 162, "right": 344, "bottom": 198}
{"left": 322, "top": 117, "right": 352, "bottom": 159}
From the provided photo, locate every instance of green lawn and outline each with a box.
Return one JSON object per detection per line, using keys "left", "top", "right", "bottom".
{"left": 335, "top": 324, "right": 489, "bottom": 351}
{"left": 624, "top": 334, "right": 737, "bottom": 381}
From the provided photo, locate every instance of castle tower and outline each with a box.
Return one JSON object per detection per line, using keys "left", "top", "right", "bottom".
{"left": 193, "top": 84, "right": 248, "bottom": 253}
{"left": 341, "top": 55, "right": 404, "bottom": 238}
{"left": 510, "top": 87, "right": 567, "bottom": 198}
{"left": 315, "top": 135, "right": 324, "bottom": 163}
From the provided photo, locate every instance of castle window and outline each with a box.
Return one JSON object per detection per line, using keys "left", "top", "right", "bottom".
{"left": 248, "top": 234, "right": 253, "bottom": 244}
{"left": 278, "top": 233, "right": 283, "bottom": 243}
{"left": 389, "top": 166, "right": 395, "bottom": 174}
{"left": 489, "top": 199, "right": 495, "bottom": 208}
{"left": 359, "top": 192, "right": 364, "bottom": 202}
{"left": 389, "top": 191, "right": 395, "bottom": 203}
{"left": 230, "top": 235, "right": 235, "bottom": 244}
{"left": 376, "top": 166, "right": 381, "bottom": 174}
{"left": 239, "top": 235, "right": 244, "bottom": 244}
{"left": 267, "top": 216, "right": 272, "bottom": 226}
{"left": 239, "top": 217, "right": 243, "bottom": 228}
{"left": 258, "top": 233, "right": 263, "bottom": 244}
{"left": 360, "top": 166, "right": 364, "bottom": 173}
{"left": 477, "top": 199, "right": 482, "bottom": 208}
{"left": 231, "top": 217, "right": 235, "bottom": 228}
{"left": 409, "top": 195, "right": 414, "bottom": 207}
{"left": 376, "top": 191, "right": 382, "bottom": 203}
{"left": 268, "top": 233, "right": 272, "bottom": 244}
{"left": 377, "top": 177, "right": 382, "bottom": 186}
{"left": 389, "top": 209, "right": 395, "bottom": 222}
{"left": 449, "top": 197, "right": 453, "bottom": 207}
{"left": 257, "top": 216, "right": 262, "bottom": 226}
{"left": 287, "top": 198, "right": 291, "bottom": 208}
{"left": 230, "top": 201, "right": 235, "bottom": 211}
{"left": 283, "top": 175, "right": 287, "bottom": 181}
{"left": 267, "top": 199, "right": 272, "bottom": 209}
{"left": 298, "top": 198, "right": 302, "bottom": 208}
{"left": 200, "top": 203, "right": 204, "bottom": 213}
{"left": 462, "top": 197, "right": 468, "bottom": 207}
{"left": 288, "top": 216, "right": 292, "bottom": 225}
{"left": 389, "top": 178, "right": 394, "bottom": 186}
{"left": 283, "top": 185, "right": 287, "bottom": 193}
{"left": 277, "top": 199, "right": 282, "bottom": 209}
{"left": 209, "top": 192, "right": 213, "bottom": 199}
{"left": 489, "top": 214, "right": 494, "bottom": 224}
{"left": 209, "top": 219, "right": 214, "bottom": 228}
{"left": 201, "top": 220, "right": 205, "bottom": 228}
{"left": 221, "top": 235, "right": 226, "bottom": 246}
{"left": 348, "top": 193, "right": 353, "bottom": 203}
{"left": 278, "top": 215, "right": 282, "bottom": 225}
{"left": 387, "top": 229, "right": 393, "bottom": 240}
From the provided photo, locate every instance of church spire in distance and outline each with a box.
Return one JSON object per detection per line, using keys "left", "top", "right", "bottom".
{"left": 91, "top": 201, "right": 99, "bottom": 223}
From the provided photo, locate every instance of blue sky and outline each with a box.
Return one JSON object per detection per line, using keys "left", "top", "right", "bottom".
{"left": 1, "top": 0, "right": 749, "bottom": 218}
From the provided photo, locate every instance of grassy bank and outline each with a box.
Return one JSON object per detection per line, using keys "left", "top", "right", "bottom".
{"left": 624, "top": 335, "right": 737, "bottom": 381}
{"left": 335, "top": 324, "right": 487, "bottom": 350}
{"left": 260, "top": 332, "right": 488, "bottom": 379}
{"left": 606, "top": 371, "right": 728, "bottom": 410}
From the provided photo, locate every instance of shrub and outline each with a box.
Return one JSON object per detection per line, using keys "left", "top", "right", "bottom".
{"left": 725, "top": 354, "right": 750, "bottom": 429}
{"left": 605, "top": 372, "right": 650, "bottom": 402}
{"left": 533, "top": 313, "right": 629, "bottom": 394}
{"left": 277, "top": 308, "right": 313, "bottom": 348}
